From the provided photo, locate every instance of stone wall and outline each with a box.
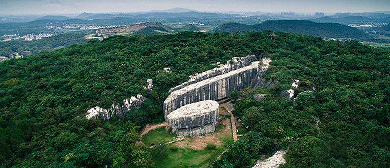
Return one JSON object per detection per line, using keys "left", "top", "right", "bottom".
{"left": 86, "top": 94, "right": 145, "bottom": 121}
{"left": 163, "top": 57, "right": 272, "bottom": 119}
{"left": 167, "top": 100, "right": 219, "bottom": 137}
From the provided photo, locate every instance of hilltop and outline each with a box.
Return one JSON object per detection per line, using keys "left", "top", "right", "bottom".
{"left": 0, "top": 32, "right": 389, "bottom": 167}
{"left": 85, "top": 23, "right": 173, "bottom": 39}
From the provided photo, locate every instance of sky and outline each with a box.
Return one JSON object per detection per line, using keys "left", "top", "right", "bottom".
{"left": 1, "top": 0, "right": 390, "bottom": 15}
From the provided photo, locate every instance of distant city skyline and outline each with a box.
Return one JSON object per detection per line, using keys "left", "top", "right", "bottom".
{"left": 1, "top": 0, "right": 390, "bottom": 15}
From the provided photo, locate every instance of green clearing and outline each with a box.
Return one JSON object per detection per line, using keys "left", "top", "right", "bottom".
{"left": 154, "top": 147, "right": 224, "bottom": 168}
{"left": 142, "top": 122, "right": 232, "bottom": 168}
{"left": 142, "top": 127, "right": 176, "bottom": 146}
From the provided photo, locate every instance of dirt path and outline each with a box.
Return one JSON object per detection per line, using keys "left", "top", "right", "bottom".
{"left": 230, "top": 114, "right": 238, "bottom": 142}
{"left": 140, "top": 122, "right": 168, "bottom": 137}
{"left": 220, "top": 102, "right": 238, "bottom": 142}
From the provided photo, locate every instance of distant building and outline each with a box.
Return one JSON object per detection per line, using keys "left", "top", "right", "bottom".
{"left": 9, "top": 52, "right": 23, "bottom": 59}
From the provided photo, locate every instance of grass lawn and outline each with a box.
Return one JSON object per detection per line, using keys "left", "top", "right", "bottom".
{"left": 154, "top": 146, "right": 224, "bottom": 168}
{"left": 142, "top": 127, "right": 176, "bottom": 146}
{"left": 142, "top": 124, "right": 232, "bottom": 167}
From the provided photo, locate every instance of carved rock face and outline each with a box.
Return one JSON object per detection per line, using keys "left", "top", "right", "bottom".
{"left": 167, "top": 100, "right": 219, "bottom": 137}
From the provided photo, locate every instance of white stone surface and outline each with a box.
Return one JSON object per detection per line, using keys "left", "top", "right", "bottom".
{"left": 168, "top": 55, "right": 257, "bottom": 94}
{"left": 292, "top": 79, "right": 299, "bottom": 88}
{"left": 167, "top": 100, "right": 219, "bottom": 119}
{"left": 164, "top": 61, "right": 260, "bottom": 116}
{"left": 287, "top": 89, "right": 295, "bottom": 98}
{"left": 86, "top": 106, "right": 107, "bottom": 120}
{"left": 167, "top": 100, "right": 219, "bottom": 137}
{"left": 146, "top": 79, "right": 153, "bottom": 91}
{"left": 163, "top": 67, "right": 172, "bottom": 73}
{"left": 86, "top": 94, "right": 145, "bottom": 120}
{"left": 253, "top": 150, "right": 287, "bottom": 168}
{"left": 164, "top": 56, "right": 273, "bottom": 118}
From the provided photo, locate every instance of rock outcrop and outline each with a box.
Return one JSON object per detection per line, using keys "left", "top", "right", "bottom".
{"left": 281, "top": 79, "right": 300, "bottom": 99}
{"left": 164, "top": 56, "right": 272, "bottom": 118}
{"left": 145, "top": 79, "right": 153, "bottom": 91}
{"left": 253, "top": 150, "right": 287, "bottom": 168}
{"left": 86, "top": 94, "right": 145, "bottom": 121}
{"left": 253, "top": 94, "right": 266, "bottom": 101}
{"left": 163, "top": 67, "right": 172, "bottom": 73}
{"left": 167, "top": 100, "right": 219, "bottom": 136}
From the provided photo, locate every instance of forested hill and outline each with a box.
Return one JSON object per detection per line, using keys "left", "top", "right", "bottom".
{"left": 0, "top": 32, "right": 390, "bottom": 167}
{"left": 216, "top": 20, "right": 370, "bottom": 40}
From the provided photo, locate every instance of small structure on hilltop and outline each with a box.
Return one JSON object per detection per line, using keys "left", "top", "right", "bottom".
{"left": 167, "top": 100, "right": 219, "bottom": 137}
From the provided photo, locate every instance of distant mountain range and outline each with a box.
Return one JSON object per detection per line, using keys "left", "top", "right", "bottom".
{"left": 313, "top": 16, "right": 390, "bottom": 24}
{"left": 37, "top": 15, "right": 71, "bottom": 21}
{"left": 216, "top": 20, "right": 370, "bottom": 40}
{"left": 149, "top": 8, "right": 195, "bottom": 13}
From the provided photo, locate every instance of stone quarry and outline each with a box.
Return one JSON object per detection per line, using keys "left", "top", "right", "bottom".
{"left": 164, "top": 55, "right": 272, "bottom": 136}
{"left": 167, "top": 100, "right": 219, "bottom": 136}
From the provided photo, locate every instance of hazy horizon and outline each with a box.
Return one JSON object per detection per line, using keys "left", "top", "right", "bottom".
{"left": 1, "top": 0, "right": 390, "bottom": 15}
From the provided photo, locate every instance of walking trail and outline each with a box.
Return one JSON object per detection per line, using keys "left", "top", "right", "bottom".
{"left": 140, "top": 122, "right": 169, "bottom": 137}
{"left": 220, "top": 101, "right": 238, "bottom": 142}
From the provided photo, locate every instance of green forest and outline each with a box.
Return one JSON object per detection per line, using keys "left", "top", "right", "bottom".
{"left": 0, "top": 33, "right": 88, "bottom": 57}
{"left": 0, "top": 31, "right": 389, "bottom": 167}
{"left": 217, "top": 20, "right": 370, "bottom": 40}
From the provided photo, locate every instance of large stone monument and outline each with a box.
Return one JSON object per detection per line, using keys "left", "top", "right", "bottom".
{"left": 163, "top": 55, "right": 273, "bottom": 136}
{"left": 167, "top": 100, "right": 219, "bottom": 136}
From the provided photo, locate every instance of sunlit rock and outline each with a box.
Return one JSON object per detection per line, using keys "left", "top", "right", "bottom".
{"left": 292, "top": 79, "right": 300, "bottom": 88}
{"left": 167, "top": 100, "right": 219, "bottom": 136}
{"left": 145, "top": 79, "right": 153, "bottom": 91}
{"left": 253, "top": 150, "right": 287, "bottom": 168}
{"left": 281, "top": 89, "right": 295, "bottom": 98}
{"left": 253, "top": 94, "right": 266, "bottom": 101}
{"left": 86, "top": 94, "right": 145, "bottom": 121}
{"left": 163, "top": 67, "right": 172, "bottom": 73}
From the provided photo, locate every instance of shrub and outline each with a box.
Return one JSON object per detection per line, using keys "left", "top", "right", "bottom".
{"left": 205, "top": 144, "right": 217, "bottom": 150}
{"left": 170, "top": 145, "right": 179, "bottom": 152}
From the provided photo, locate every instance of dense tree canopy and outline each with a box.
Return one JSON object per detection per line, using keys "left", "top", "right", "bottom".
{"left": 217, "top": 20, "right": 370, "bottom": 40}
{"left": 214, "top": 36, "right": 390, "bottom": 167}
{"left": 0, "top": 31, "right": 389, "bottom": 167}
{"left": 0, "top": 33, "right": 88, "bottom": 57}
